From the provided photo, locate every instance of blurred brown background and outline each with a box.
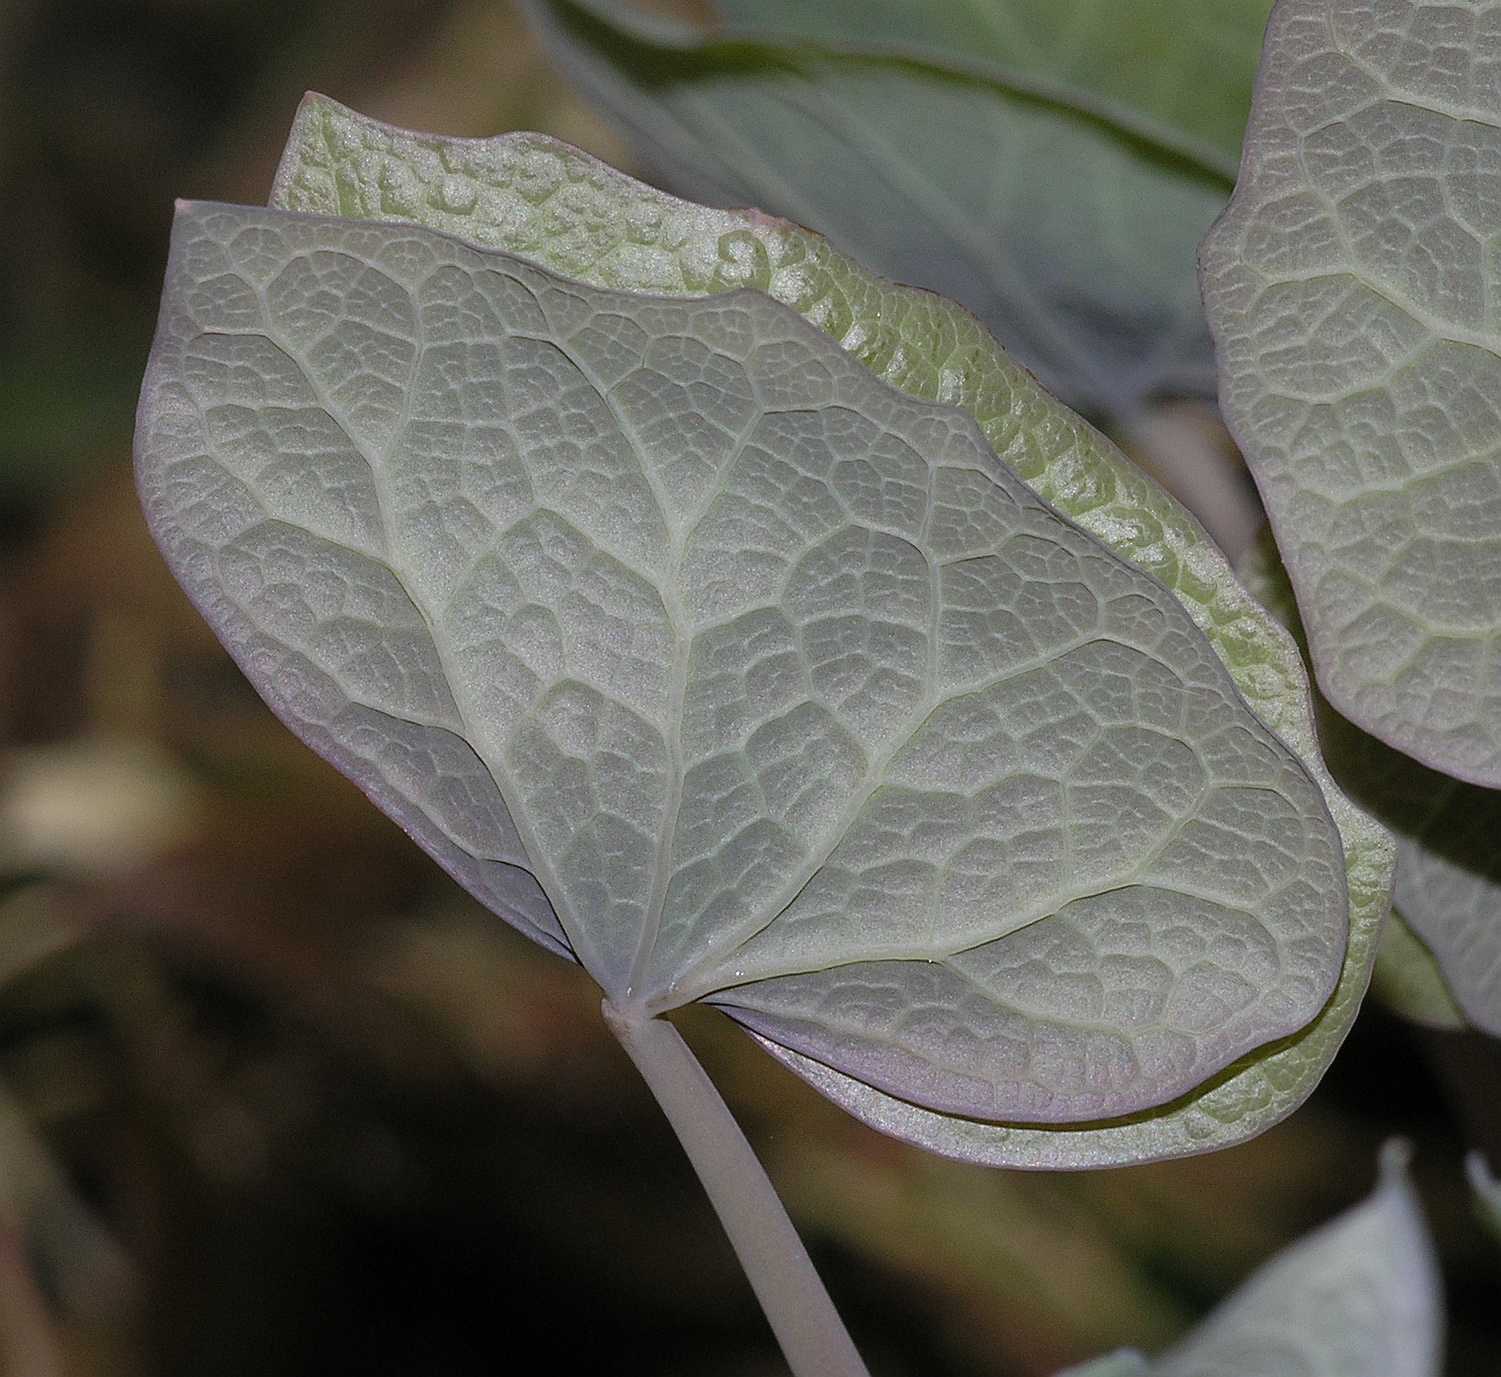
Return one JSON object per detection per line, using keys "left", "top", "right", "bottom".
{"left": 1, "top": 3, "right": 1498, "bottom": 1375}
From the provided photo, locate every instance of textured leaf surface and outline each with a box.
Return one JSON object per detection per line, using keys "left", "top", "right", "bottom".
{"left": 137, "top": 199, "right": 1350, "bottom": 1130}
{"left": 516, "top": 0, "right": 1257, "bottom": 417}
{"left": 1150, "top": 1143, "right": 1440, "bottom": 1377}
{"left": 1201, "top": 0, "right": 1501, "bottom": 786}
{"left": 269, "top": 95, "right": 1387, "bottom": 1161}
{"left": 1056, "top": 1145, "right": 1441, "bottom": 1375}
{"left": 1240, "top": 531, "right": 1496, "bottom": 1034}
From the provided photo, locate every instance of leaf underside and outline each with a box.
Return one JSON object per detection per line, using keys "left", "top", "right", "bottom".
{"left": 136, "top": 198, "right": 1350, "bottom": 1141}
{"left": 1201, "top": 0, "right": 1501, "bottom": 787}
{"left": 265, "top": 95, "right": 1388, "bottom": 1165}
{"left": 126, "top": 77, "right": 1407, "bottom": 1165}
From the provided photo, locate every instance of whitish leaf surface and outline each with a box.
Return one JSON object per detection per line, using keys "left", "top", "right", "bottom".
{"left": 1150, "top": 1142, "right": 1441, "bottom": 1377}
{"left": 1201, "top": 0, "right": 1501, "bottom": 786}
{"left": 136, "top": 199, "right": 1351, "bottom": 1133}
{"left": 1240, "top": 530, "right": 1497, "bottom": 1034}
{"left": 516, "top": 0, "right": 1258, "bottom": 417}
{"left": 269, "top": 95, "right": 1387, "bottom": 1163}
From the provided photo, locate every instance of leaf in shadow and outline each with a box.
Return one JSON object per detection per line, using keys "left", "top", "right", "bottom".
{"left": 519, "top": 0, "right": 1267, "bottom": 418}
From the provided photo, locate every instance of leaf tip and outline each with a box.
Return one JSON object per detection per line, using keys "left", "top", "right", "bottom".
{"left": 1378, "top": 1136, "right": 1415, "bottom": 1184}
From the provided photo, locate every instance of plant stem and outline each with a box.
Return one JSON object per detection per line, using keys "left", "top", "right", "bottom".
{"left": 602, "top": 1001, "right": 872, "bottom": 1377}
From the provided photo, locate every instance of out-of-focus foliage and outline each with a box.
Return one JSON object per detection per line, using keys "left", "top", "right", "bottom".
{"left": 520, "top": 0, "right": 1272, "bottom": 420}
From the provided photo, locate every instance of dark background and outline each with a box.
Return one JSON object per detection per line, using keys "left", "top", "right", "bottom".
{"left": 2, "top": 3, "right": 1499, "bottom": 1374}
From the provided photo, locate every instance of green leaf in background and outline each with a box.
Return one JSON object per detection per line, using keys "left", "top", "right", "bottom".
{"left": 1201, "top": 0, "right": 1501, "bottom": 787}
{"left": 705, "top": 0, "right": 1269, "bottom": 174}
{"left": 267, "top": 94, "right": 1389, "bottom": 1165}
{"left": 137, "top": 197, "right": 1349, "bottom": 1139}
{"left": 1143, "top": 1142, "right": 1441, "bottom": 1376}
{"left": 1239, "top": 530, "right": 1496, "bottom": 1035}
{"left": 517, "top": 0, "right": 1271, "bottom": 419}
{"left": 1053, "top": 1145, "right": 1441, "bottom": 1376}
{"left": 1368, "top": 908, "right": 1466, "bottom": 1033}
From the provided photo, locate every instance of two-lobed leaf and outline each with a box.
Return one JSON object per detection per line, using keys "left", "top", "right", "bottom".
{"left": 137, "top": 196, "right": 1350, "bottom": 1142}
{"left": 266, "top": 97, "right": 1388, "bottom": 1161}
{"left": 1201, "top": 0, "right": 1501, "bottom": 786}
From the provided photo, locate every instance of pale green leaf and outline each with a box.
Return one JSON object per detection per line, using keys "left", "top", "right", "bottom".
{"left": 266, "top": 95, "right": 1389, "bottom": 1163}
{"left": 1369, "top": 912, "right": 1466, "bottom": 1033}
{"left": 1240, "top": 529, "right": 1495, "bottom": 1035}
{"left": 136, "top": 197, "right": 1350, "bottom": 1142}
{"left": 516, "top": 0, "right": 1252, "bottom": 417}
{"left": 1151, "top": 1142, "right": 1441, "bottom": 1377}
{"left": 746, "top": 848, "right": 1384, "bottom": 1166}
{"left": 1201, "top": 0, "right": 1501, "bottom": 786}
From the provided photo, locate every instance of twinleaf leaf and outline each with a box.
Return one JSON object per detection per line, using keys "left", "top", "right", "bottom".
{"left": 264, "top": 96, "right": 1386, "bottom": 1163}
{"left": 137, "top": 199, "right": 1349, "bottom": 1138}
{"left": 1201, "top": 0, "right": 1501, "bottom": 786}
{"left": 517, "top": 0, "right": 1261, "bottom": 416}
{"left": 1149, "top": 1142, "right": 1441, "bottom": 1377}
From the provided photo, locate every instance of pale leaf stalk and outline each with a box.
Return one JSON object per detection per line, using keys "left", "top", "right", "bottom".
{"left": 602, "top": 1001, "right": 871, "bottom": 1377}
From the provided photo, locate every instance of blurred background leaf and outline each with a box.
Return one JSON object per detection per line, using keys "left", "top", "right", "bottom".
{"left": 520, "top": 0, "right": 1269, "bottom": 422}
